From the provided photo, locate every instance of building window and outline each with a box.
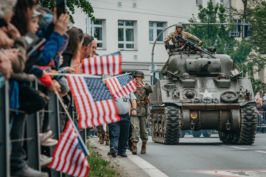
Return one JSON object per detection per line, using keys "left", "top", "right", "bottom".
{"left": 92, "top": 19, "right": 105, "bottom": 48}
{"left": 229, "top": 19, "right": 241, "bottom": 38}
{"left": 86, "top": 18, "right": 106, "bottom": 49}
{"left": 149, "top": 21, "right": 166, "bottom": 42}
{"left": 118, "top": 20, "right": 136, "bottom": 49}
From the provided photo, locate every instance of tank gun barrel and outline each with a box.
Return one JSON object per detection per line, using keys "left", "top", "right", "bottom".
{"left": 176, "top": 36, "right": 216, "bottom": 58}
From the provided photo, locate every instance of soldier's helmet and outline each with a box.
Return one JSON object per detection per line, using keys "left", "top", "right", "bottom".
{"left": 176, "top": 22, "right": 183, "bottom": 28}
{"left": 134, "top": 71, "right": 144, "bottom": 78}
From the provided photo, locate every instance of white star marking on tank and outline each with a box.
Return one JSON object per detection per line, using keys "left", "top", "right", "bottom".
{"left": 200, "top": 89, "right": 213, "bottom": 98}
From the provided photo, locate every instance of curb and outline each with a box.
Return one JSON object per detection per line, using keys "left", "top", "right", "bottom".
{"left": 88, "top": 138, "right": 150, "bottom": 177}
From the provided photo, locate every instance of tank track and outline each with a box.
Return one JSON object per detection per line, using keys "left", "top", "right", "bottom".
{"left": 219, "top": 105, "right": 257, "bottom": 145}
{"left": 150, "top": 105, "right": 180, "bottom": 144}
{"left": 238, "top": 105, "right": 257, "bottom": 144}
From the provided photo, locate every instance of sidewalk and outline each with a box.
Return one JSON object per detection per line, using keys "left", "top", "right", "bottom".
{"left": 88, "top": 138, "right": 163, "bottom": 177}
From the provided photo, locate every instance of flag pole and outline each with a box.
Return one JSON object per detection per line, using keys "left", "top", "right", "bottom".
{"left": 55, "top": 91, "right": 90, "bottom": 155}
{"left": 47, "top": 72, "right": 101, "bottom": 78}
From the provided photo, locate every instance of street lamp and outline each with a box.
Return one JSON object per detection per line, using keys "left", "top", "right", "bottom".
{"left": 151, "top": 23, "right": 180, "bottom": 85}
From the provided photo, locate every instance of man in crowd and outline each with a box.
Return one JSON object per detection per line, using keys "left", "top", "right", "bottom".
{"left": 90, "top": 38, "right": 97, "bottom": 57}
{"left": 131, "top": 71, "right": 152, "bottom": 155}
{"left": 80, "top": 34, "right": 94, "bottom": 59}
{"left": 109, "top": 93, "right": 137, "bottom": 157}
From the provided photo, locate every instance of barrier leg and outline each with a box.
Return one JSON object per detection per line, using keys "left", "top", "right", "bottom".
{"left": 48, "top": 92, "right": 62, "bottom": 177}
{"left": 26, "top": 112, "right": 41, "bottom": 170}
{"left": 0, "top": 80, "right": 10, "bottom": 177}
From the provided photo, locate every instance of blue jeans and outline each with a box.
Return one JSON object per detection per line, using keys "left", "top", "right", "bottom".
{"left": 109, "top": 113, "right": 130, "bottom": 154}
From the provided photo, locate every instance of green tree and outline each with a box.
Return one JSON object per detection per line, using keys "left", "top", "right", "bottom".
{"left": 245, "top": 0, "right": 266, "bottom": 93}
{"left": 185, "top": 0, "right": 252, "bottom": 68}
{"left": 39, "top": 0, "right": 95, "bottom": 23}
{"left": 185, "top": 0, "right": 237, "bottom": 55}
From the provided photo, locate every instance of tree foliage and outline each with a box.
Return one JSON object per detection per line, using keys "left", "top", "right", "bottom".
{"left": 39, "top": 0, "right": 95, "bottom": 23}
{"left": 185, "top": 0, "right": 251, "bottom": 64}
{"left": 245, "top": 0, "right": 266, "bottom": 93}
{"left": 185, "top": 0, "right": 265, "bottom": 93}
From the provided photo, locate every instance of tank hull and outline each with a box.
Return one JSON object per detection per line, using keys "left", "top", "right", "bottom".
{"left": 150, "top": 77, "right": 256, "bottom": 145}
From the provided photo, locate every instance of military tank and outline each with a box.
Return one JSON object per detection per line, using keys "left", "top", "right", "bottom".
{"left": 150, "top": 37, "right": 257, "bottom": 145}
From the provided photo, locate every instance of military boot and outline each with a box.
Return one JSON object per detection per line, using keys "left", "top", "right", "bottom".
{"left": 98, "top": 133, "right": 102, "bottom": 143}
{"left": 141, "top": 141, "right": 147, "bottom": 154}
{"left": 99, "top": 136, "right": 104, "bottom": 144}
{"left": 132, "top": 142, "right": 137, "bottom": 155}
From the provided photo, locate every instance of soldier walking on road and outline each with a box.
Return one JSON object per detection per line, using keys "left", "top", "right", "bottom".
{"left": 131, "top": 71, "right": 152, "bottom": 155}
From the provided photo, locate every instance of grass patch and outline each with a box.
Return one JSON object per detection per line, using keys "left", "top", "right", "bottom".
{"left": 87, "top": 145, "right": 120, "bottom": 177}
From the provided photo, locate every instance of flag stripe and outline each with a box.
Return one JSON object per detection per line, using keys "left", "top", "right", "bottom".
{"left": 77, "top": 77, "right": 95, "bottom": 128}
{"left": 118, "top": 55, "right": 122, "bottom": 74}
{"left": 106, "top": 56, "right": 110, "bottom": 74}
{"left": 112, "top": 55, "right": 116, "bottom": 75}
{"left": 49, "top": 121, "right": 90, "bottom": 177}
{"left": 100, "top": 56, "right": 104, "bottom": 75}
{"left": 82, "top": 52, "right": 122, "bottom": 75}
{"left": 72, "top": 76, "right": 89, "bottom": 129}
{"left": 67, "top": 77, "right": 86, "bottom": 128}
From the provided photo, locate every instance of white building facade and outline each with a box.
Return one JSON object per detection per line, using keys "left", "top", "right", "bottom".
{"left": 72, "top": 0, "right": 199, "bottom": 82}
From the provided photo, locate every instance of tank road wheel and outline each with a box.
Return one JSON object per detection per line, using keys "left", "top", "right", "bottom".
{"left": 150, "top": 105, "right": 180, "bottom": 144}
{"left": 238, "top": 105, "right": 257, "bottom": 145}
{"left": 202, "top": 130, "right": 212, "bottom": 138}
{"left": 181, "top": 130, "right": 186, "bottom": 138}
{"left": 219, "top": 105, "right": 257, "bottom": 145}
{"left": 192, "top": 130, "right": 201, "bottom": 138}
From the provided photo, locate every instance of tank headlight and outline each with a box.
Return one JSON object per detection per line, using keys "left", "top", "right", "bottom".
{"left": 190, "top": 112, "right": 198, "bottom": 119}
{"left": 185, "top": 90, "right": 195, "bottom": 99}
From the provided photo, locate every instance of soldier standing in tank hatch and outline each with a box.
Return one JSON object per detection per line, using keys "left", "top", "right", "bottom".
{"left": 131, "top": 71, "right": 152, "bottom": 155}
{"left": 164, "top": 22, "right": 203, "bottom": 48}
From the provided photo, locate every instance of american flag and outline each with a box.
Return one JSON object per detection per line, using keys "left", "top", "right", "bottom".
{"left": 81, "top": 51, "right": 122, "bottom": 75}
{"left": 67, "top": 75, "right": 120, "bottom": 129}
{"left": 104, "top": 74, "right": 137, "bottom": 99}
{"left": 48, "top": 120, "right": 89, "bottom": 177}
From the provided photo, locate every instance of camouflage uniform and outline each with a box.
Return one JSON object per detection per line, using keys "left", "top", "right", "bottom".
{"left": 131, "top": 83, "right": 152, "bottom": 143}
{"left": 164, "top": 31, "right": 202, "bottom": 44}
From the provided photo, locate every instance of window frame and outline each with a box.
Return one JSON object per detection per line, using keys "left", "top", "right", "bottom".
{"left": 149, "top": 21, "right": 167, "bottom": 43}
{"left": 86, "top": 18, "right": 106, "bottom": 49}
{"left": 118, "top": 20, "right": 137, "bottom": 50}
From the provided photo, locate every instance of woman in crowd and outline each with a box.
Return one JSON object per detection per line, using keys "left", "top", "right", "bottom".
{"left": 61, "top": 27, "right": 84, "bottom": 73}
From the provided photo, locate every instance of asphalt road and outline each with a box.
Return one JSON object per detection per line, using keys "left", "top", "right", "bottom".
{"left": 138, "top": 133, "right": 266, "bottom": 177}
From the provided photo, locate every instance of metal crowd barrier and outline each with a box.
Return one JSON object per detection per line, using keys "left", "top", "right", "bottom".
{"left": 0, "top": 78, "right": 10, "bottom": 177}
{"left": 257, "top": 110, "right": 266, "bottom": 133}
{"left": 0, "top": 79, "right": 87, "bottom": 177}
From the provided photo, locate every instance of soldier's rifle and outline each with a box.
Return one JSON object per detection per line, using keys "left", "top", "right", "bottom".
{"left": 176, "top": 36, "right": 216, "bottom": 58}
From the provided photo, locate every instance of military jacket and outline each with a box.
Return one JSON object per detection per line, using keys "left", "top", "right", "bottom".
{"left": 164, "top": 31, "right": 201, "bottom": 44}
{"left": 134, "top": 83, "right": 152, "bottom": 116}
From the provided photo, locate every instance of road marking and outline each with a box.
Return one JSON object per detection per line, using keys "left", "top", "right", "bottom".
{"left": 128, "top": 155, "right": 168, "bottom": 177}
{"left": 256, "top": 150, "right": 266, "bottom": 154}
{"left": 230, "top": 146, "right": 248, "bottom": 150}
{"left": 192, "top": 169, "right": 266, "bottom": 177}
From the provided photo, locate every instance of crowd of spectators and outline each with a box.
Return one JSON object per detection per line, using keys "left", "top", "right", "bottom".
{"left": 255, "top": 90, "right": 266, "bottom": 132}
{"left": 0, "top": 0, "right": 97, "bottom": 176}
